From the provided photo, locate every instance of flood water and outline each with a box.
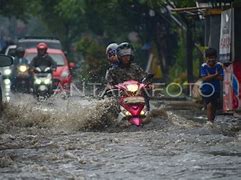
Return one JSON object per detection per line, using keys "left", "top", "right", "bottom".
{"left": 1, "top": 94, "right": 241, "bottom": 180}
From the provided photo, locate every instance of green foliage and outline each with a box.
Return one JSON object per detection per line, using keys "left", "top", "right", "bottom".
{"left": 193, "top": 47, "right": 203, "bottom": 78}
{"left": 76, "top": 35, "right": 107, "bottom": 82}
{"left": 169, "top": 30, "right": 186, "bottom": 83}
{"left": 173, "top": 0, "right": 196, "bottom": 7}
{"left": 0, "top": 0, "right": 40, "bottom": 20}
{"left": 54, "top": 0, "right": 85, "bottom": 21}
{"left": 0, "top": 0, "right": 202, "bottom": 84}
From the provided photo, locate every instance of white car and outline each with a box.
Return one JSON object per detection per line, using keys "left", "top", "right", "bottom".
{"left": 0, "top": 55, "right": 13, "bottom": 110}
{"left": 2, "top": 45, "right": 16, "bottom": 78}
{"left": 0, "top": 45, "right": 16, "bottom": 102}
{"left": 0, "top": 46, "right": 16, "bottom": 99}
{"left": 4, "top": 45, "right": 17, "bottom": 57}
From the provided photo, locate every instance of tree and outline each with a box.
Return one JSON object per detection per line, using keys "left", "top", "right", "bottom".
{"left": 0, "top": 0, "right": 40, "bottom": 20}
{"left": 1, "top": 0, "right": 201, "bottom": 83}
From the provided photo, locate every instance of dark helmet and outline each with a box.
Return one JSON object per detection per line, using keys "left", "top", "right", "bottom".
{"left": 16, "top": 46, "right": 25, "bottom": 57}
{"left": 205, "top": 47, "right": 217, "bottom": 58}
{"left": 37, "top": 42, "right": 48, "bottom": 55}
{"left": 116, "top": 42, "right": 134, "bottom": 60}
{"left": 106, "top": 43, "right": 118, "bottom": 59}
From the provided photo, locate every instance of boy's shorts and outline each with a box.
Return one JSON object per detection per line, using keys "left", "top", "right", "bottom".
{"left": 202, "top": 92, "right": 219, "bottom": 106}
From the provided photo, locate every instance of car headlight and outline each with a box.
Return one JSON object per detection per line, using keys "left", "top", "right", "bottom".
{"left": 6, "top": 96, "right": 10, "bottom": 102}
{"left": 4, "top": 79, "right": 11, "bottom": 85}
{"left": 44, "top": 78, "right": 52, "bottom": 84}
{"left": 4, "top": 69, "right": 12, "bottom": 76}
{"left": 18, "top": 65, "right": 28, "bottom": 72}
{"left": 34, "top": 79, "right": 42, "bottom": 84}
{"left": 5, "top": 85, "right": 11, "bottom": 91}
{"left": 61, "top": 71, "right": 69, "bottom": 78}
{"left": 126, "top": 84, "right": 139, "bottom": 92}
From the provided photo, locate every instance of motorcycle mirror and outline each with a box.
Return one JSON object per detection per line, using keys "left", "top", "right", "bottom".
{"left": 64, "top": 51, "right": 68, "bottom": 57}
{"left": 147, "top": 73, "right": 154, "bottom": 79}
{"left": 142, "top": 73, "right": 154, "bottom": 83}
{"left": 69, "top": 62, "right": 76, "bottom": 69}
{"left": 0, "top": 55, "right": 13, "bottom": 67}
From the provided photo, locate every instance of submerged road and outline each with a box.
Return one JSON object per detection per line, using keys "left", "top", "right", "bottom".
{"left": 1, "top": 94, "right": 241, "bottom": 180}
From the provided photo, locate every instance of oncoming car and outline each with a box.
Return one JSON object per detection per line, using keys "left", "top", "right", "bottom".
{"left": 4, "top": 45, "right": 17, "bottom": 57}
{"left": 24, "top": 48, "right": 75, "bottom": 93}
{"left": 0, "top": 55, "right": 13, "bottom": 111}
{"left": 1, "top": 45, "right": 16, "bottom": 81}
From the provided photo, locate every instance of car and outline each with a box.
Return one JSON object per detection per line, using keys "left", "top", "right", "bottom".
{"left": 4, "top": 45, "right": 17, "bottom": 57}
{"left": 0, "top": 55, "right": 13, "bottom": 111}
{"left": 0, "top": 46, "right": 15, "bottom": 97}
{"left": 17, "top": 36, "right": 63, "bottom": 50}
{"left": 1, "top": 45, "right": 16, "bottom": 79}
{"left": 24, "top": 48, "right": 75, "bottom": 93}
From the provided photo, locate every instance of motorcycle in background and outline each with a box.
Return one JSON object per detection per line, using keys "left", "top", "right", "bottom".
{"left": 33, "top": 66, "right": 53, "bottom": 100}
{"left": 11, "top": 63, "right": 31, "bottom": 93}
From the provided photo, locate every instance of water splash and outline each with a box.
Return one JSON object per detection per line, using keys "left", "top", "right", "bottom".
{"left": 2, "top": 94, "right": 118, "bottom": 132}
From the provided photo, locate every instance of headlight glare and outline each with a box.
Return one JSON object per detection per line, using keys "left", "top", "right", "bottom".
{"left": 140, "top": 110, "right": 145, "bottom": 115}
{"left": 126, "top": 84, "right": 139, "bottom": 92}
{"left": 125, "top": 111, "right": 132, "bottom": 116}
{"left": 4, "top": 69, "right": 11, "bottom": 76}
{"left": 34, "top": 79, "right": 41, "bottom": 84}
{"left": 44, "top": 79, "right": 52, "bottom": 84}
{"left": 4, "top": 79, "right": 11, "bottom": 85}
{"left": 18, "top": 65, "right": 28, "bottom": 72}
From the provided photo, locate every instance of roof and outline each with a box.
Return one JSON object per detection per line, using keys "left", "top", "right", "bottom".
{"left": 17, "top": 38, "right": 62, "bottom": 50}
{"left": 18, "top": 39, "right": 61, "bottom": 43}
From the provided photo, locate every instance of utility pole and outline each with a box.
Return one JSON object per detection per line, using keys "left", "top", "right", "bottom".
{"left": 186, "top": 21, "right": 194, "bottom": 83}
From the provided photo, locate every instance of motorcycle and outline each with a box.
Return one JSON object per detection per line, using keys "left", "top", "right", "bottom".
{"left": 33, "top": 66, "right": 53, "bottom": 99}
{"left": 12, "top": 63, "right": 31, "bottom": 93}
{"left": 106, "top": 74, "right": 153, "bottom": 127}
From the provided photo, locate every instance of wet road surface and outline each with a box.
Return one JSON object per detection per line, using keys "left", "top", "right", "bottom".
{"left": 1, "top": 94, "right": 241, "bottom": 179}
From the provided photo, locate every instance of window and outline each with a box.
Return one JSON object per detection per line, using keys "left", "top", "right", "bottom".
{"left": 25, "top": 53, "right": 65, "bottom": 66}
{"left": 18, "top": 40, "right": 62, "bottom": 50}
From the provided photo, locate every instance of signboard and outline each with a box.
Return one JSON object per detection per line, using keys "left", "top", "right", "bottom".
{"left": 223, "top": 64, "right": 233, "bottom": 111}
{"left": 223, "top": 63, "right": 241, "bottom": 112}
{"left": 233, "top": 61, "right": 241, "bottom": 110}
{"left": 219, "top": 9, "right": 232, "bottom": 63}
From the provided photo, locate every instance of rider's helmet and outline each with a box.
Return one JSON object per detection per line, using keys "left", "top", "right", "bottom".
{"left": 37, "top": 42, "right": 48, "bottom": 56}
{"left": 116, "top": 42, "right": 134, "bottom": 61}
{"left": 16, "top": 46, "right": 25, "bottom": 58}
{"left": 106, "top": 43, "right": 118, "bottom": 60}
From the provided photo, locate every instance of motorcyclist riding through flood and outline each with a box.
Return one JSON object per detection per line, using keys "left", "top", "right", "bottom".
{"left": 30, "top": 43, "right": 57, "bottom": 99}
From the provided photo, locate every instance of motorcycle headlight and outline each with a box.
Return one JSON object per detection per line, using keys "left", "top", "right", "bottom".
{"left": 4, "top": 69, "right": 12, "bottom": 76}
{"left": 140, "top": 110, "right": 145, "bottom": 115}
{"left": 34, "top": 79, "right": 42, "bottom": 84}
{"left": 18, "top": 65, "right": 28, "bottom": 72}
{"left": 61, "top": 71, "right": 69, "bottom": 78}
{"left": 125, "top": 111, "right": 132, "bottom": 116}
{"left": 45, "top": 67, "right": 51, "bottom": 72}
{"left": 120, "top": 106, "right": 131, "bottom": 116}
{"left": 126, "top": 84, "right": 139, "bottom": 93}
{"left": 44, "top": 78, "right": 52, "bottom": 84}
{"left": 35, "top": 67, "right": 41, "bottom": 72}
